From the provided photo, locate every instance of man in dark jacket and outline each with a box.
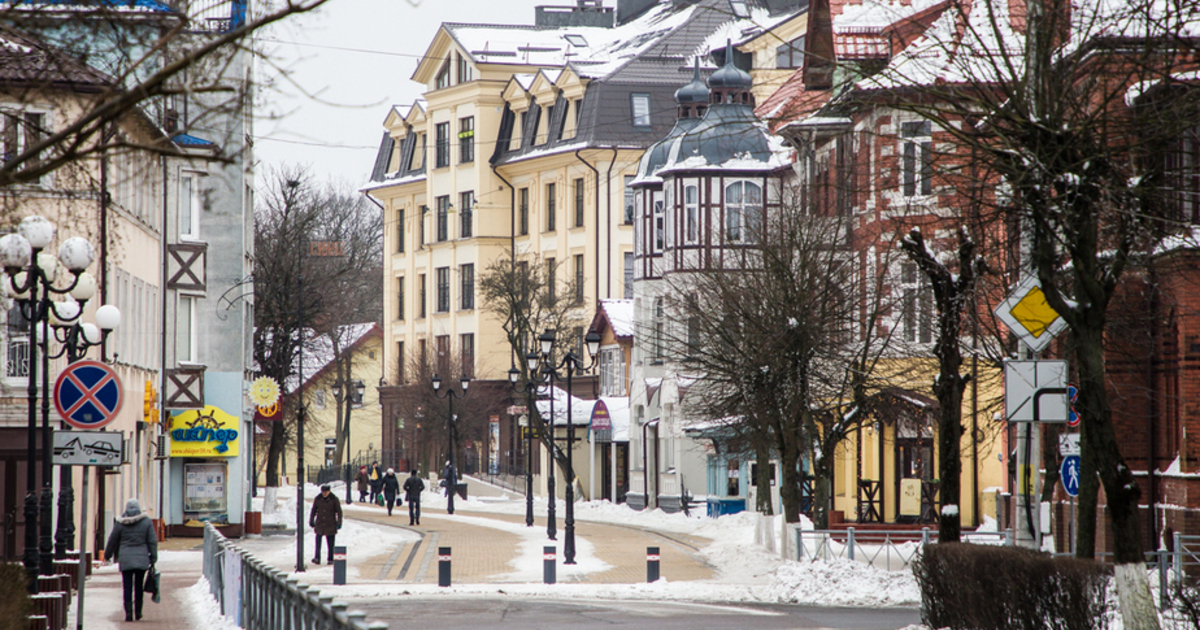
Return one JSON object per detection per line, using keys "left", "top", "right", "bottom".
{"left": 381, "top": 468, "right": 401, "bottom": 515}
{"left": 105, "top": 498, "right": 158, "bottom": 621}
{"left": 402, "top": 470, "right": 425, "bottom": 525}
{"left": 308, "top": 484, "right": 342, "bottom": 564}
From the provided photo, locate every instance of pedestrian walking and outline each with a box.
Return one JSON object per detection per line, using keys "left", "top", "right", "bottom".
{"left": 368, "top": 461, "right": 383, "bottom": 504}
{"left": 308, "top": 483, "right": 342, "bottom": 565}
{"left": 104, "top": 498, "right": 157, "bottom": 622}
{"left": 381, "top": 468, "right": 401, "bottom": 515}
{"left": 403, "top": 469, "right": 425, "bottom": 525}
{"left": 355, "top": 466, "right": 369, "bottom": 502}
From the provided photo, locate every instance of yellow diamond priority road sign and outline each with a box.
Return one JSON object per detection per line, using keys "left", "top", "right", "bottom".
{"left": 994, "top": 276, "right": 1067, "bottom": 353}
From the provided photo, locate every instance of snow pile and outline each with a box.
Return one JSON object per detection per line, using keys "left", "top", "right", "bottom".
{"left": 768, "top": 558, "right": 921, "bottom": 606}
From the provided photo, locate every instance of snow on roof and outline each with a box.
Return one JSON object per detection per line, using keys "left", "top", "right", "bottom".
{"left": 359, "top": 171, "right": 426, "bottom": 193}
{"left": 695, "top": 5, "right": 784, "bottom": 58}
{"left": 600, "top": 299, "right": 634, "bottom": 337}
{"left": 600, "top": 396, "right": 631, "bottom": 442}
{"left": 832, "top": 0, "right": 946, "bottom": 31}
{"left": 1154, "top": 226, "right": 1200, "bottom": 256}
{"left": 535, "top": 385, "right": 595, "bottom": 426}
{"left": 284, "top": 323, "right": 379, "bottom": 393}
{"left": 854, "top": 0, "right": 1025, "bottom": 91}
{"left": 447, "top": 2, "right": 699, "bottom": 79}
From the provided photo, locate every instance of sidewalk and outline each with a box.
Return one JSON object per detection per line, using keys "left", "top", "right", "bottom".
{"left": 63, "top": 477, "right": 715, "bottom": 629}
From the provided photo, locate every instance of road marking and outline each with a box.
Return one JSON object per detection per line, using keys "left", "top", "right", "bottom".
{"left": 413, "top": 532, "right": 439, "bottom": 583}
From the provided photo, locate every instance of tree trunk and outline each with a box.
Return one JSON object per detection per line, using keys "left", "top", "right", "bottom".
{"left": 265, "top": 419, "right": 287, "bottom": 487}
{"left": 1074, "top": 320, "right": 1159, "bottom": 629}
{"left": 755, "top": 442, "right": 773, "bottom": 514}
{"left": 935, "top": 375, "right": 964, "bottom": 543}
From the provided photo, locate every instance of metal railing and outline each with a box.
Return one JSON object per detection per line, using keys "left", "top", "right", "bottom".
{"left": 790, "top": 525, "right": 1011, "bottom": 571}
{"left": 203, "top": 523, "right": 387, "bottom": 630}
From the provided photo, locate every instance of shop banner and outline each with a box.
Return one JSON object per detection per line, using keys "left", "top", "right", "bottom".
{"left": 170, "top": 405, "right": 240, "bottom": 457}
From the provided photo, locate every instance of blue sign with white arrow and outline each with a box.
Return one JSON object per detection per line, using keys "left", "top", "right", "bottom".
{"left": 1061, "top": 454, "right": 1081, "bottom": 497}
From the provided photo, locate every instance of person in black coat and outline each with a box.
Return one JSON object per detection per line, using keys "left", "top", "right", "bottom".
{"left": 381, "top": 468, "right": 401, "bottom": 515}
{"left": 402, "top": 470, "right": 425, "bottom": 526}
{"left": 368, "top": 461, "right": 383, "bottom": 504}
{"left": 308, "top": 484, "right": 342, "bottom": 564}
{"left": 105, "top": 498, "right": 158, "bottom": 622}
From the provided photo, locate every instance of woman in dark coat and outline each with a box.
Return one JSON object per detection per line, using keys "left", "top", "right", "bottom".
{"left": 381, "top": 468, "right": 401, "bottom": 516}
{"left": 105, "top": 498, "right": 158, "bottom": 622}
{"left": 354, "top": 466, "right": 369, "bottom": 502}
{"left": 308, "top": 484, "right": 342, "bottom": 564}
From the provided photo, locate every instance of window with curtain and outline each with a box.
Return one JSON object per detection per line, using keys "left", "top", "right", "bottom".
{"left": 724, "top": 180, "right": 762, "bottom": 242}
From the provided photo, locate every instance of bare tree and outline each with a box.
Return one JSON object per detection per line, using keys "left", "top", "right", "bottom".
{"left": 0, "top": 0, "right": 332, "bottom": 189}
{"left": 664, "top": 188, "right": 908, "bottom": 526}
{"left": 478, "top": 251, "right": 587, "bottom": 475}
{"left": 253, "top": 167, "right": 381, "bottom": 487}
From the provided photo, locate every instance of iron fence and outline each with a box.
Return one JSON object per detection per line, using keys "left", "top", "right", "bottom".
{"left": 790, "top": 525, "right": 1011, "bottom": 571}
{"left": 202, "top": 523, "right": 387, "bottom": 630}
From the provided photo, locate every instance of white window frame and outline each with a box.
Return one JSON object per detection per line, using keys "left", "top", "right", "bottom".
{"left": 631, "top": 93, "right": 651, "bottom": 127}
{"left": 2, "top": 107, "right": 52, "bottom": 186}
{"left": 684, "top": 184, "right": 699, "bottom": 244}
{"left": 179, "top": 172, "right": 203, "bottom": 239}
{"left": 178, "top": 294, "right": 196, "bottom": 363}
{"left": 899, "top": 261, "right": 933, "bottom": 344}
{"left": 723, "top": 180, "right": 762, "bottom": 243}
{"left": 901, "top": 120, "right": 933, "bottom": 197}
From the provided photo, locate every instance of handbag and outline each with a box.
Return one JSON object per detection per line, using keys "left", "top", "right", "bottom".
{"left": 143, "top": 565, "right": 161, "bottom": 603}
{"left": 376, "top": 494, "right": 384, "bottom": 506}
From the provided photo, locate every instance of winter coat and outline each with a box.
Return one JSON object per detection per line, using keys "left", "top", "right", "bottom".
{"left": 309, "top": 492, "right": 342, "bottom": 536}
{"left": 369, "top": 465, "right": 382, "bottom": 490}
{"left": 104, "top": 499, "right": 157, "bottom": 572}
{"left": 355, "top": 470, "right": 369, "bottom": 493}
{"left": 403, "top": 475, "right": 425, "bottom": 502}
{"left": 382, "top": 473, "right": 401, "bottom": 501}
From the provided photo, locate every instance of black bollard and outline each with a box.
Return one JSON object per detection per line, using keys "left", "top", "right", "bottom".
{"left": 333, "top": 546, "right": 347, "bottom": 585}
{"left": 544, "top": 546, "right": 556, "bottom": 584}
{"left": 438, "top": 546, "right": 452, "bottom": 587}
{"left": 647, "top": 546, "right": 660, "bottom": 582}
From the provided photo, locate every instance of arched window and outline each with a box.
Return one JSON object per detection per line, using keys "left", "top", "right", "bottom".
{"left": 724, "top": 180, "right": 761, "bottom": 242}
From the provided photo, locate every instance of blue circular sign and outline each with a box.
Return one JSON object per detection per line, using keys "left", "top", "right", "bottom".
{"left": 54, "top": 360, "right": 124, "bottom": 429}
{"left": 1061, "top": 455, "right": 1081, "bottom": 497}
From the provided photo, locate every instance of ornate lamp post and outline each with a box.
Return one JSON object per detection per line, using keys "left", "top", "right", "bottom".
{"left": 0, "top": 216, "right": 111, "bottom": 590}
{"left": 431, "top": 373, "right": 469, "bottom": 515}
{"left": 339, "top": 378, "right": 366, "bottom": 505}
{"left": 49, "top": 302, "right": 118, "bottom": 563}
{"left": 508, "top": 355, "right": 542, "bottom": 527}
{"left": 526, "top": 329, "right": 601, "bottom": 563}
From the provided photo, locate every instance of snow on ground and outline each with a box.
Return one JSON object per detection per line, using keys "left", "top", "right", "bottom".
{"left": 176, "top": 479, "right": 1200, "bottom": 629}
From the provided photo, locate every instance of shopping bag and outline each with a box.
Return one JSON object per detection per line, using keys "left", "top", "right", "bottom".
{"left": 376, "top": 494, "right": 384, "bottom": 506}
{"left": 143, "top": 565, "right": 161, "bottom": 603}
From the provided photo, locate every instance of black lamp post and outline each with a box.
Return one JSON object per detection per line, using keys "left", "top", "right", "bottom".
{"left": 508, "top": 358, "right": 541, "bottom": 527}
{"left": 0, "top": 216, "right": 110, "bottom": 590}
{"left": 431, "top": 373, "right": 469, "bottom": 515}
{"left": 525, "top": 328, "right": 601, "bottom": 564}
{"left": 49, "top": 307, "right": 118, "bottom": 565}
{"left": 339, "top": 378, "right": 366, "bottom": 505}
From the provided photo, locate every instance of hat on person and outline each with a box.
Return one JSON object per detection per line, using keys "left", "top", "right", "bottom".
{"left": 387, "top": 468, "right": 394, "bottom": 474}
{"left": 360, "top": 466, "right": 366, "bottom": 471}
{"left": 320, "top": 484, "right": 331, "bottom": 491}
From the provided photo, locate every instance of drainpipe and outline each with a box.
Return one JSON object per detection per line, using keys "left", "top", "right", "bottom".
{"left": 160, "top": 152, "right": 169, "bottom": 525}
{"left": 604, "top": 147, "right": 617, "bottom": 299}
{"left": 574, "top": 149, "right": 601, "bottom": 300}
{"left": 491, "top": 165, "right": 516, "bottom": 363}
{"left": 1148, "top": 270, "right": 1159, "bottom": 546}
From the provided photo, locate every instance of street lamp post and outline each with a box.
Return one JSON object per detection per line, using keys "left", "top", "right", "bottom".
{"left": 523, "top": 329, "right": 601, "bottom": 563}
{"left": 508, "top": 359, "right": 541, "bottom": 527}
{"left": 0, "top": 216, "right": 111, "bottom": 590}
{"left": 340, "top": 378, "right": 366, "bottom": 505}
{"left": 49, "top": 304, "right": 118, "bottom": 564}
{"left": 431, "top": 373, "right": 469, "bottom": 515}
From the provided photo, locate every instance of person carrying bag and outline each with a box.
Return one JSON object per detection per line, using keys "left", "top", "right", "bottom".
{"left": 105, "top": 498, "right": 158, "bottom": 621}
{"left": 143, "top": 564, "right": 161, "bottom": 603}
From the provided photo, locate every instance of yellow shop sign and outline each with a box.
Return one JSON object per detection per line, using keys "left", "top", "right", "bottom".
{"left": 170, "top": 405, "right": 240, "bottom": 457}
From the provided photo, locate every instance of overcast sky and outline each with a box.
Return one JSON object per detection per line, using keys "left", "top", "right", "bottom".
{"left": 253, "top": 0, "right": 548, "bottom": 190}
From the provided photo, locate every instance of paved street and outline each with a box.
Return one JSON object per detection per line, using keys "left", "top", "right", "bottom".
{"left": 67, "top": 478, "right": 921, "bottom": 630}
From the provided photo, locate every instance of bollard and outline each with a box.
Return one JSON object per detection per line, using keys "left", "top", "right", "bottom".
{"left": 438, "top": 546, "right": 452, "bottom": 587}
{"left": 543, "top": 546, "right": 556, "bottom": 584}
{"left": 847, "top": 527, "right": 855, "bottom": 561}
{"left": 333, "top": 546, "right": 347, "bottom": 585}
{"left": 647, "top": 546, "right": 660, "bottom": 582}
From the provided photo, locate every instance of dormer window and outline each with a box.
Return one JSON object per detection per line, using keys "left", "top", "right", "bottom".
{"left": 456, "top": 53, "right": 472, "bottom": 83}
{"left": 436, "top": 61, "right": 451, "bottom": 89}
{"left": 631, "top": 93, "right": 651, "bottom": 128}
{"left": 564, "top": 34, "right": 587, "bottom": 48}
{"left": 776, "top": 35, "right": 806, "bottom": 69}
